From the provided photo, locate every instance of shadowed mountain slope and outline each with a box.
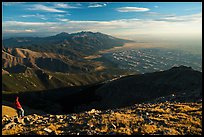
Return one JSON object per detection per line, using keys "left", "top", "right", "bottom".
{"left": 87, "top": 66, "right": 202, "bottom": 109}
{"left": 2, "top": 66, "right": 202, "bottom": 114}
{"left": 61, "top": 66, "right": 202, "bottom": 112}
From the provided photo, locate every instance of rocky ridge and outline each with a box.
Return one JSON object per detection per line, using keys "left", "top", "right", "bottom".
{"left": 2, "top": 101, "right": 202, "bottom": 135}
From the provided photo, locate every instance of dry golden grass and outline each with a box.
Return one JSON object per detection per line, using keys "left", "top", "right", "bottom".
{"left": 2, "top": 105, "right": 17, "bottom": 117}
{"left": 141, "top": 124, "right": 158, "bottom": 134}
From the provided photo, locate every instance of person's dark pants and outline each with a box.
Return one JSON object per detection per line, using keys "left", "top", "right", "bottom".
{"left": 17, "top": 108, "right": 24, "bottom": 118}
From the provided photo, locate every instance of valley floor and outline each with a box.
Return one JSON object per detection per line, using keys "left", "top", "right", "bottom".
{"left": 2, "top": 102, "right": 202, "bottom": 135}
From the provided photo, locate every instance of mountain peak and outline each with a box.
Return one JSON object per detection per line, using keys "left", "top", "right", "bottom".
{"left": 80, "top": 31, "right": 93, "bottom": 33}
{"left": 170, "top": 65, "right": 193, "bottom": 71}
{"left": 72, "top": 31, "right": 95, "bottom": 35}
{"left": 55, "top": 32, "right": 69, "bottom": 37}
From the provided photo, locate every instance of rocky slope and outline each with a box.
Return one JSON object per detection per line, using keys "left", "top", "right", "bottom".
{"left": 2, "top": 47, "right": 103, "bottom": 74}
{"left": 2, "top": 101, "right": 202, "bottom": 135}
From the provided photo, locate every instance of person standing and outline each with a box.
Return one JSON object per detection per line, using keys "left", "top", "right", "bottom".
{"left": 14, "top": 96, "right": 24, "bottom": 118}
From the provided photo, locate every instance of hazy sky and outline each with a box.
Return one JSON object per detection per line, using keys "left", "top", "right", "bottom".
{"left": 2, "top": 2, "right": 202, "bottom": 41}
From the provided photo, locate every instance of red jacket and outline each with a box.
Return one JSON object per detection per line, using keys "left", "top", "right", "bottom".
{"left": 15, "top": 100, "right": 22, "bottom": 109}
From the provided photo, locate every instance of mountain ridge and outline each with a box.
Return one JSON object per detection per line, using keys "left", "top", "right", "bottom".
{"left": 3, "top": 31, "right": 133, "bottom": 56}
{"left": 59, "top": 65, "right": 202, "bottom": 113}
{"left": 2, "top": 66, "right": 202, "bottom": 114}
{"left": 2, "top": 47, "right": 105, "bottom": 74}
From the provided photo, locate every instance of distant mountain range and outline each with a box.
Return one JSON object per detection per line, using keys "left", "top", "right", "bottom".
{"left": 2, "top": 31, "right": 135, "bottom": 94}
{"left": 3, "top": 31, "right": 134, "bottom": 56}
{"left": 2, "top": 31, "right": 134, "bottom": 75}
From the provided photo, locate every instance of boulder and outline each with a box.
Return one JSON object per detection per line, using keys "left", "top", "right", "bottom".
{"left": 35, "top": 119, "right": 43, "bottom": 124}
{"left": 59, "top": 119, "right": 64, "bottom": 123}
{"left": 14, "top": 117, "right": 20, "bottom": 123}
{"left": 55, "top": 115, "right": 62, "bottom": 119}
{"left": 87, "top": 109, "right": 101, "bottom": 114}
{"left": 71, "top": 116, "right": 77, "bottom": 120}
{"left": 23, "top": 117, "right": 30, "bottom": 125}
{"left": 44, "top": 128, "right": 53, "bottom": 133}
{"left": 3, "top": 122, "right": 16, "bottom": 130}
{"left": 3, "top": 115, "right": 9, "bottom": 118}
